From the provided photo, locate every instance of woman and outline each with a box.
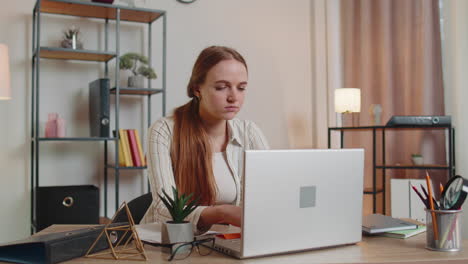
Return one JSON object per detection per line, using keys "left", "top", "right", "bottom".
{"left": 141, "top": 46, "right": 269, "bottom": 234}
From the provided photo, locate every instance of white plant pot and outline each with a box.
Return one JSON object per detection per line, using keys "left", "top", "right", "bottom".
{"left": 161, "top": 221, "right": 194, "bottom": 245}
{"left": 128, "top": 75, "right": 145, "bottom": 88}
{"left": 412, "top": 156, "right": 424, "bottom": 165}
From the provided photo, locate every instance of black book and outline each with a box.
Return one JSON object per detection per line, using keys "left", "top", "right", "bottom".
{"left": 89, "top": 78, "right": 110, "bottom": 137}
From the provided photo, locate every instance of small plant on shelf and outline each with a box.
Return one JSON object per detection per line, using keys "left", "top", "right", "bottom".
{"left": 61, "top": 26, "right": 83, "bottom": 49}
{"left": 411, "top": 153, "right": 423, "bottom": 165}
{"left": 119, "top": 52, "right": 157, "bottom": 88}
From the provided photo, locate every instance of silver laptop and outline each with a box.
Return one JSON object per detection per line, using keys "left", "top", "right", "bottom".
{"left": 213, "top": 149, "right": 364, "bottom": 259}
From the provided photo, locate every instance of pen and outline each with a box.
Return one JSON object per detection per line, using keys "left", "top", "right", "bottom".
{"left": 426, "top": 171, "right": 439, "bottom": 241}
{"left": 410, "top": 184, "right": 429, "bottom": 208}
{"left": 439, "top": 183, "right": 444, "bottom": 209}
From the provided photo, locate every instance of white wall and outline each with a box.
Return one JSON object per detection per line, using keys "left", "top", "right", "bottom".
{"left": 0, "top": 0, "right": 312, "bottom": 242}
{"left": 441, "top": 0, "right": 468, "bottom": 239}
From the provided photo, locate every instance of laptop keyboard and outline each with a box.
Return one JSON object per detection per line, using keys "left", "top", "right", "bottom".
{"left": 216, "top": 238, "right": 241, "bottom": 251}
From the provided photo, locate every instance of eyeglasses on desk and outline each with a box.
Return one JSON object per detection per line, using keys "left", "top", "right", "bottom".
{"left": 143, "top": 237, "right": 215, "bottom": 261}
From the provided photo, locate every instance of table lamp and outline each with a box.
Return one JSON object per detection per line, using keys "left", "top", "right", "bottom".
{"left": 335, "top": 88, "right": 361, "bottom": 127}
{"left": 0, "top": 43, "right": 11, "bottom": 100}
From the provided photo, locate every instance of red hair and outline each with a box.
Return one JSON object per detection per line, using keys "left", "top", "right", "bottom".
{"left": 171, "top": 46, "right": 247, "bottom": 205}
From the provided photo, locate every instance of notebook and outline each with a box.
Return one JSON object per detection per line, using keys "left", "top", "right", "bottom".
{"left": 381, "top": 225, "right": 426, "bottom": 239}
{"left": 212, "top": 149, "right": 365, "bottom": 259}
{"left": 362, "top": 214, "right": 418, "bottom": 234}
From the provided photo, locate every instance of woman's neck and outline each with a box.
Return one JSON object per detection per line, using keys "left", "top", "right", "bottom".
{"left": 201, "top": 118, "right": 228, "bottom": 152}
{"left": 202, "top": 119, "right": 227, "bottom": 138}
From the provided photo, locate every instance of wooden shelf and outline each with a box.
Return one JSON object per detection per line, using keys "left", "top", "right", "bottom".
{"left": 329, "top": 125, "right": 451, "bottom": 130}
{"left": 364, "top": 187, "right": 384, "bottom": 194}
{"left": 110, "top": 87, "right": 163, "bottom": 95}
{"left": 376, "top": 164, "right": 450, "bottom": 170}
{"left": 39, "top": 47, "right": 116, "bottom": 61}
{"left": 40, "top": 0, "right": 164, "bottom": 23}
{"left": 37, "top": 137, "right": 116, "bottom": 141}
{"left": 106, "top": 165, "right": 147, "bottom": 170}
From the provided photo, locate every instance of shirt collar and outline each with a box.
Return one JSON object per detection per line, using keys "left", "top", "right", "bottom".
{"left": 227, "top": 120, "right": 243, "bottom": 147}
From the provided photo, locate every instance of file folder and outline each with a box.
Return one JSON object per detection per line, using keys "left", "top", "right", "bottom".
{"left": 0, "top": 223, "right": 125, "bottom": 264}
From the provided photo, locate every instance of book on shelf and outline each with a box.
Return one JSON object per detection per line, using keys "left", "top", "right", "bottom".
{"left": 113, "top": 129, "right": 146, "bottom": 167}
{"left": 127, "top": 129, "right": 142, "bottom": 167}
{"left": 134, "top": 129, "right": 146, "bottom": 166}
{"left": 118, "top": 129, "right": 133, "bottom": 167}
{"left": 381, "top": 225, "right": 426, "bottom": 239}
{"left": 117, "top": 136, "right": 125, "bottom": 166}
{"left": 362, "top": 214, "right": 418, "bottom": 234}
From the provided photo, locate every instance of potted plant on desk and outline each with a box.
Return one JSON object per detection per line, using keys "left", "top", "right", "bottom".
{"left": 119, "top": 52, "right": 157, "bottom": 88}
{"left": 158, "top": 186, "right": 200, "bottom": 244}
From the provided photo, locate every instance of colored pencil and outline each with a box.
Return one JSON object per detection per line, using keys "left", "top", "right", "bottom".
{"left": 426, "top": 171, "right": 439, "bottom": 241}
{"left": 410, "top": 184, "right": 429, "bottom": 208}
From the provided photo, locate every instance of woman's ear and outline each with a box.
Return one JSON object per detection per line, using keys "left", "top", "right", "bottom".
{"left": 193, "top": 87, "right": 201, "bottom": 99}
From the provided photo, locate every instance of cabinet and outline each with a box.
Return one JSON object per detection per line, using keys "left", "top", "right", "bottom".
{"left": 328, "top": 125, "right": 455, "bottom": 215}
{"left": 30, "top": 0, "right": 166, "bottom": 232}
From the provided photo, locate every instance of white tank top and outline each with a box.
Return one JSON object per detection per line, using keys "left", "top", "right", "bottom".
{"left": 212, "top": 152, "right": 237, "bottom": 204}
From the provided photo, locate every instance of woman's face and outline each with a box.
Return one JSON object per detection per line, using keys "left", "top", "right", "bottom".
{"left": 196, "top": 59, "right": 248, "bottom": 122}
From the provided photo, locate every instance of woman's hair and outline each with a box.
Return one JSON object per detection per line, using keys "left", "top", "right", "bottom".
{"left": 171, "top": 46, "right": 247, "bottom": 205}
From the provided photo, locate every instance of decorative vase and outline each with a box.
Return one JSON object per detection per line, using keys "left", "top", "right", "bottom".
{"left": 128, "top": 75, "right": 145, "bottom": 88}
{"left": 61, "top": 35, "right": 83, "bottom": 50}
{"left": 57, "top": 117, "right": 66, "bottom": 138}
{"left": 45, "top": 113, "right": 58, "bottom": 137}
{"left": 161, "top": 221, "right": 193, "bottom": 244}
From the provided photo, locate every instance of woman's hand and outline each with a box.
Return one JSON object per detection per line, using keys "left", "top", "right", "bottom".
{"left": 197, "top": 204, "right": 242, "bottom": 230}
{"left": 217, "top": 204, "right": 242, "bottom": 227}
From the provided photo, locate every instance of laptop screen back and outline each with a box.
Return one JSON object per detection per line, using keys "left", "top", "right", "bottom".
{"left": 241, "top": 149, "right": 364, "bottom": 258}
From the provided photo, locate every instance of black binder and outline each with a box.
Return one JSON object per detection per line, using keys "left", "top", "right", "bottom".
{"left": 0, "top": 223, "right": 125, "bottom": 264}
{"left": 89, "top": 78, "right": 110, "bottom": 137}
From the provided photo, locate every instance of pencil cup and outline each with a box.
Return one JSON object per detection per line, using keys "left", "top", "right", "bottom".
{"left": 425, "top": 209, "right": 462, "bottom": 252}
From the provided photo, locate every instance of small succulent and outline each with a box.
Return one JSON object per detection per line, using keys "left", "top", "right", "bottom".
{"left": 63, "top": 26, "right": 80, "bottom": 40}
{"left": 158, "top": 186, "right": 200, "bottom": 223}
{"left": 411, "top": 153, "right": 422, "bottom": 157}
{"left": 119, "top": 52, "right": 157, "bottom": 79}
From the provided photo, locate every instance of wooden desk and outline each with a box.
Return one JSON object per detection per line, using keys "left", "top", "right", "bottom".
{"left": 19, "top": 225, "right": 468, "bottom": 264}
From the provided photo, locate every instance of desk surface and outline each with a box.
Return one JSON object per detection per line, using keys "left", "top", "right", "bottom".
{"left": 21, "top": 225, "right": 467, "bottom": 264}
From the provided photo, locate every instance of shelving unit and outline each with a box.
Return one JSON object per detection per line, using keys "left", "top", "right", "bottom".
{"left": 30, "top": 0, "right": 166, "bottom": 232}
{"left": 328, "top": 125, "right": 455, "bottom": 215}
{"left": 110, "top": 87, "right": 163, "bottom": 95}
{"left": 38, "top": 47, "right": 116, "bottom": 61}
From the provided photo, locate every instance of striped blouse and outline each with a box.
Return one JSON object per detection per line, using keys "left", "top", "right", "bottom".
{"left": 140, "top": 117, "right": 270, "bottom": 234}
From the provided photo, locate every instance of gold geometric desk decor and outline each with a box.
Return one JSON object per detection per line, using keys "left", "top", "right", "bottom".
{"left": 85, "top": 202, "right": 147, "bottom": 261}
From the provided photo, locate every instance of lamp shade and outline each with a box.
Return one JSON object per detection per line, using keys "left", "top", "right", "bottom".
{"left": 335, "top": 88, "right": 361, "bottom": 113}
{"left": 0, "top": 43, "right": 11, "bottom": 100}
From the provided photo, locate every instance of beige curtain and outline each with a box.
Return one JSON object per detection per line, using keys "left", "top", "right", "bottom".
{"left": 340, "top": 0, "right": 446, "bottom": 214}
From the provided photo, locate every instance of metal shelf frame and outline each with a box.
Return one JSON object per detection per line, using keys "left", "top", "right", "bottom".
{"left": 30, "top": 0, "right": 166, "bottom": 233}
{"left": 328, "top": 125, "right": 455, "bottom": 215}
